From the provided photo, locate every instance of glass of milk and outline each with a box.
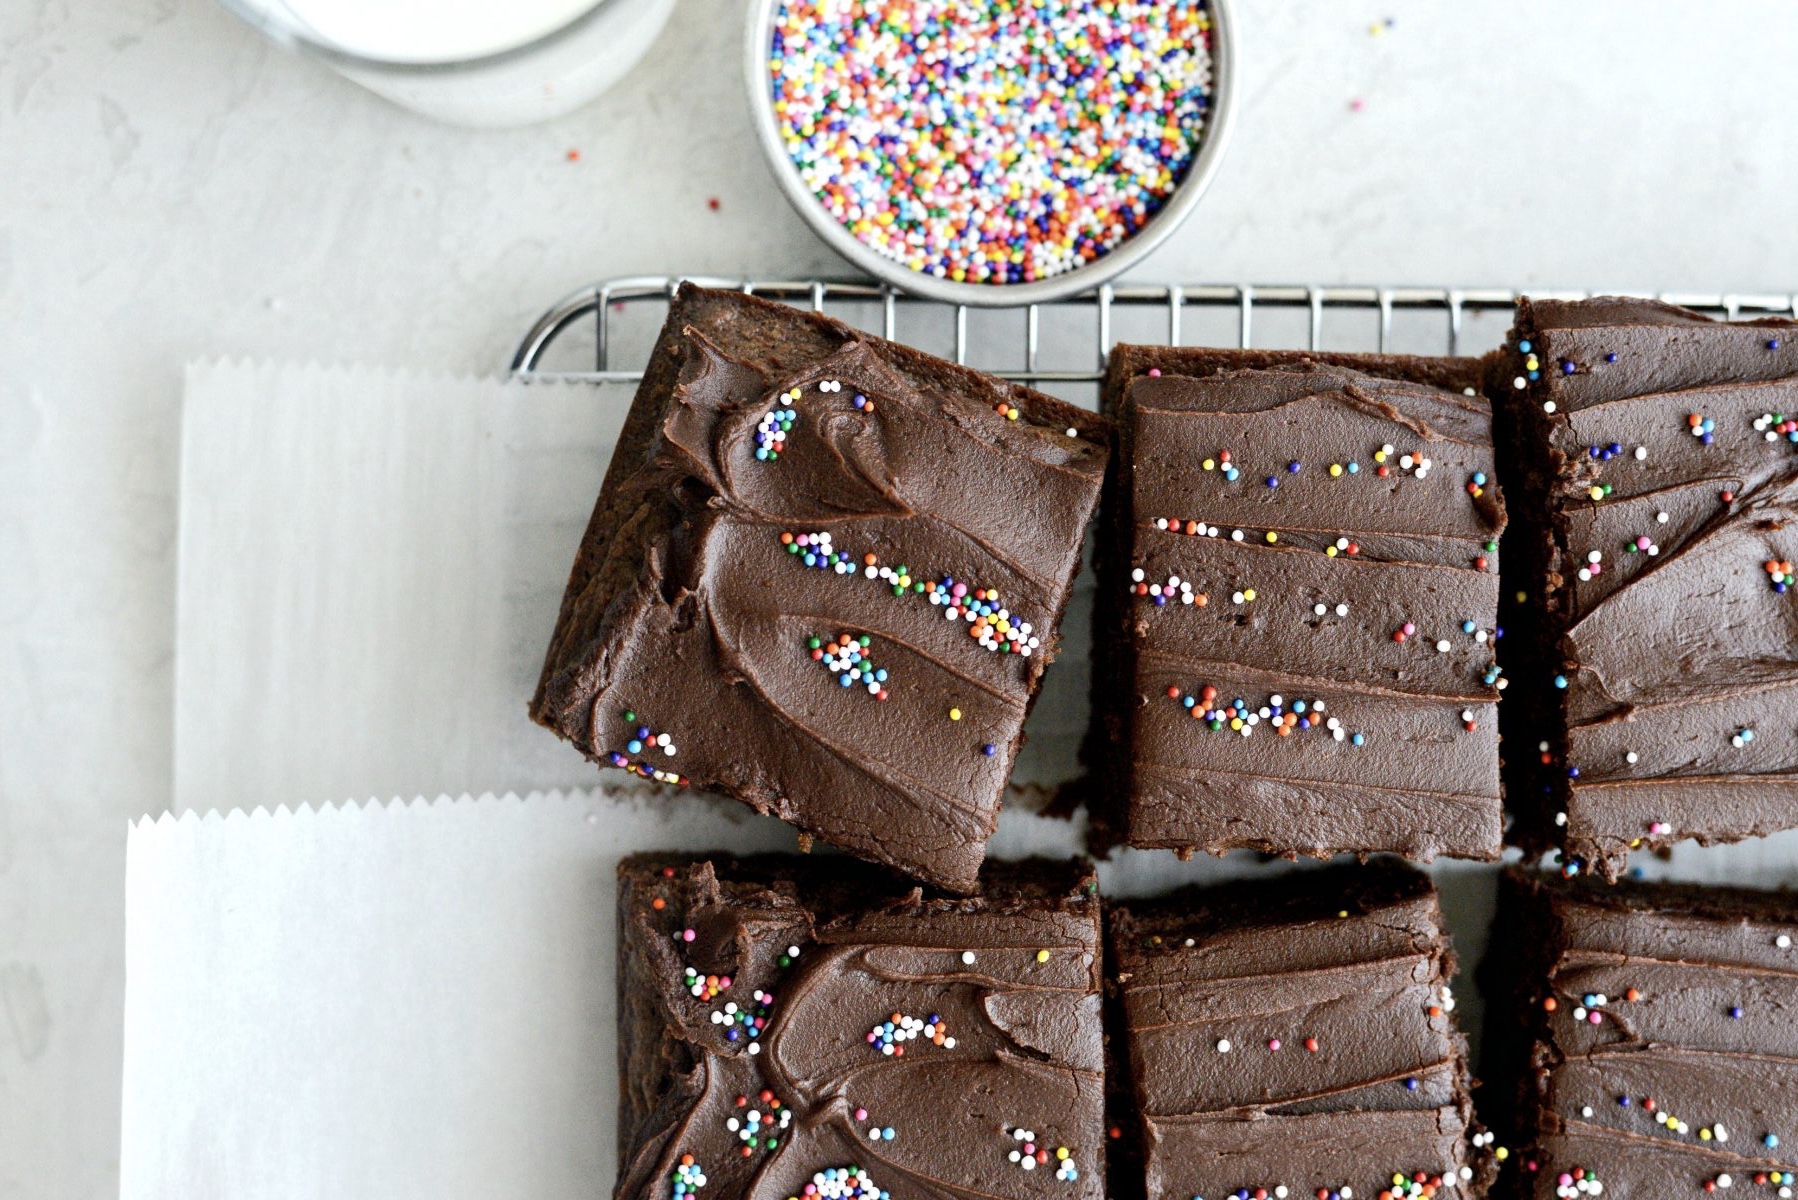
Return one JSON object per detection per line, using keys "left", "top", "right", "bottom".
{"left": 219, "top": 0, "right": 676, "bottom": 127}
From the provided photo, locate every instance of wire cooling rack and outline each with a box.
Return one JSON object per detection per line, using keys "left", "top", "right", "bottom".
{"left": 511, "top": 276, "right": 1798, "bottom": 403}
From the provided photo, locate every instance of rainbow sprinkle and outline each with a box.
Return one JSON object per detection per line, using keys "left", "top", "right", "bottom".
{"left": 672, "top": 1156, "right": 708, "bottom": 1197}
{"left": 1381, "top": 1172, "right": 1455, "bottom": 1199}
{"left": 1553, "top": 1168, "right": 1600, "bottom": 1198}
{"left": 727, "top": 1091, "right": 792, "bottom": 1155}
{"left": 810, "top": 632, "right": 891, "bottom": 699}
{"left": 1372, "top": 443, "right": 1432, "bottom": 480}
{"left": 607, "top": 710, "right": 687, "bottom": 786}
{"left": 1006, "top": 1128, "right": 1078, "bottom": 1181}
{"left": 1167, "top": 684, "right": 1362, "bottom": 745}
{"left": 790, "top": 1167, "right": 888, "bottom": 1200}
{"left": 867, "top": 1011, "right": 953, "bottom": 1053}
{"left": 781, "top": 531, "right": 1039, "bottom": 656}
{"left": 1586, "top": 441, "right": 1626, "bottom": 462}
{"left": 685, "top": 967, "right": 730, "bottom": 1001}
{"left": 709, "top": 989, "right": 777, "bottom": 1055}
{"left": 1741, "top": 1170, "right": 1793, "bottom": 1197}
{"left": 1754, "top": 412, "right": 1798, "bottom": 443}
{"left": 1132, "top": 570, "right": 1205, "bottom": 607}
{"left": 767, "top": 0, "right": 1214, "bottom": 285}
{"left": 756, "top": 392, "right": 799, "bottom": 461}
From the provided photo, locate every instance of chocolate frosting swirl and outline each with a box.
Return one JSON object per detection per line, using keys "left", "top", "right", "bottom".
{"left": 615, "top": 856, "right": 1106, "bottom": 1200}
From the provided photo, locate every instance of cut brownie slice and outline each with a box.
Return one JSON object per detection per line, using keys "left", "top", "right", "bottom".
{"left": 1496, "top": 297, "right": 1798, "bottom": 878}
{"left": 1482, "top": 868, "right": 1798, "bottom": 1199}
{"left": 614, "top": 854, "right": 1106, "bottom": 1200}
{"left": 1108, "top": 862, "right": 1489, "bottom": 1200}
{"left": 1094, "top": 346, "right": 1507, "bottom": 860}
{"left": 532, "top": 285, "right": 1110, "bottom": 892}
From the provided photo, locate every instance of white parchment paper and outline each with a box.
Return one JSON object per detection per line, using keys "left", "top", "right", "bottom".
{"left": 173, "top": 362, "right": 621, "bottom": 814}
{"left": 118, "top": 791, "right": 798, "bottom": 1200}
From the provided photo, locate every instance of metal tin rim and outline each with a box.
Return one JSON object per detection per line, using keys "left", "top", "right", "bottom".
{"left": 742, "top": 0, "right": 1238, "bottom": 309}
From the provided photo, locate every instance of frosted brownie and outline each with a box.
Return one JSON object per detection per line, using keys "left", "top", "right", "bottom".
{"left": 532, "top": 285, "right": 1109, "bottom": 892}
{"left": 614, "top": 854, "right": 1106, "bottom": 1200}
{"left": 1108, "top": 861, "right": 1490, "bottom": 1200}
{"left": 1496, "top": 297, "right": 1798, "bottom": 877}
{"left": 1482, "top": 868, "right": 1798, "bottom": 1198}
{"left": 1094, "top": 347, "right": 1507, "bottom": 860}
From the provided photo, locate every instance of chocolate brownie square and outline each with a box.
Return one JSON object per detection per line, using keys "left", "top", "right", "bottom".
{"left": 614, "top": 854, "right": 1106, "bottom": 1200}
{"left": 532, "top": 285, "right": 1109, "bottom": 892}
{"left": 1495, "top": 297, "right": 1798, "bottom": 877}
{"left": 1481, "top": 868, "right": 1798, "bottom": 1199}
{"left": 1093, "top": 347, "right": 1507, "bottom": 860}
{"left": 1107, "top": 861, "right": 1489, "bottom": 1200}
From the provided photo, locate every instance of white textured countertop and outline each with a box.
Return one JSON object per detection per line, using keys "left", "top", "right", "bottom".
{"left": 4, "top": 1, "right": 1797, "bottom": 1193}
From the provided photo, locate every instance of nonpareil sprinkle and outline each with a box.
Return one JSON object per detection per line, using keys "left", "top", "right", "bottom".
{"left": 768, "top": 0, "right": 1214, "bottom": 284}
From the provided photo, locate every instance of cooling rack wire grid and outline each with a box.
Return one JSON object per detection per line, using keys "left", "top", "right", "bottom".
{"left": 514, "top": 276, "right": 1798, "bottom": 404}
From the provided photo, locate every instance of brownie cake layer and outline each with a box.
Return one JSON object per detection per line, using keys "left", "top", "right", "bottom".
{"left": 615, "top": 854, "right": 1106, "bottom": 1200}
{"left": 1497, "top": 297, "right": 1798, "bottom": 877}
{"left": 1096, "top": 348, "right": 1507, "bottom": 860}
{"left": 1108, "top": 862, "right": 1490, "bottom": 1200}
{"left": 1482, "top": 868, "right": 1798, "bottom": 1199}
{"left": 532, "top": 285, "right": 1109, "bottom": 892}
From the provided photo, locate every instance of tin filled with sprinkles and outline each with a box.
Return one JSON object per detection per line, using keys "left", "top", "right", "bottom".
{"left": 745, "top": 0, "right": 1237, "bottom": 305}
